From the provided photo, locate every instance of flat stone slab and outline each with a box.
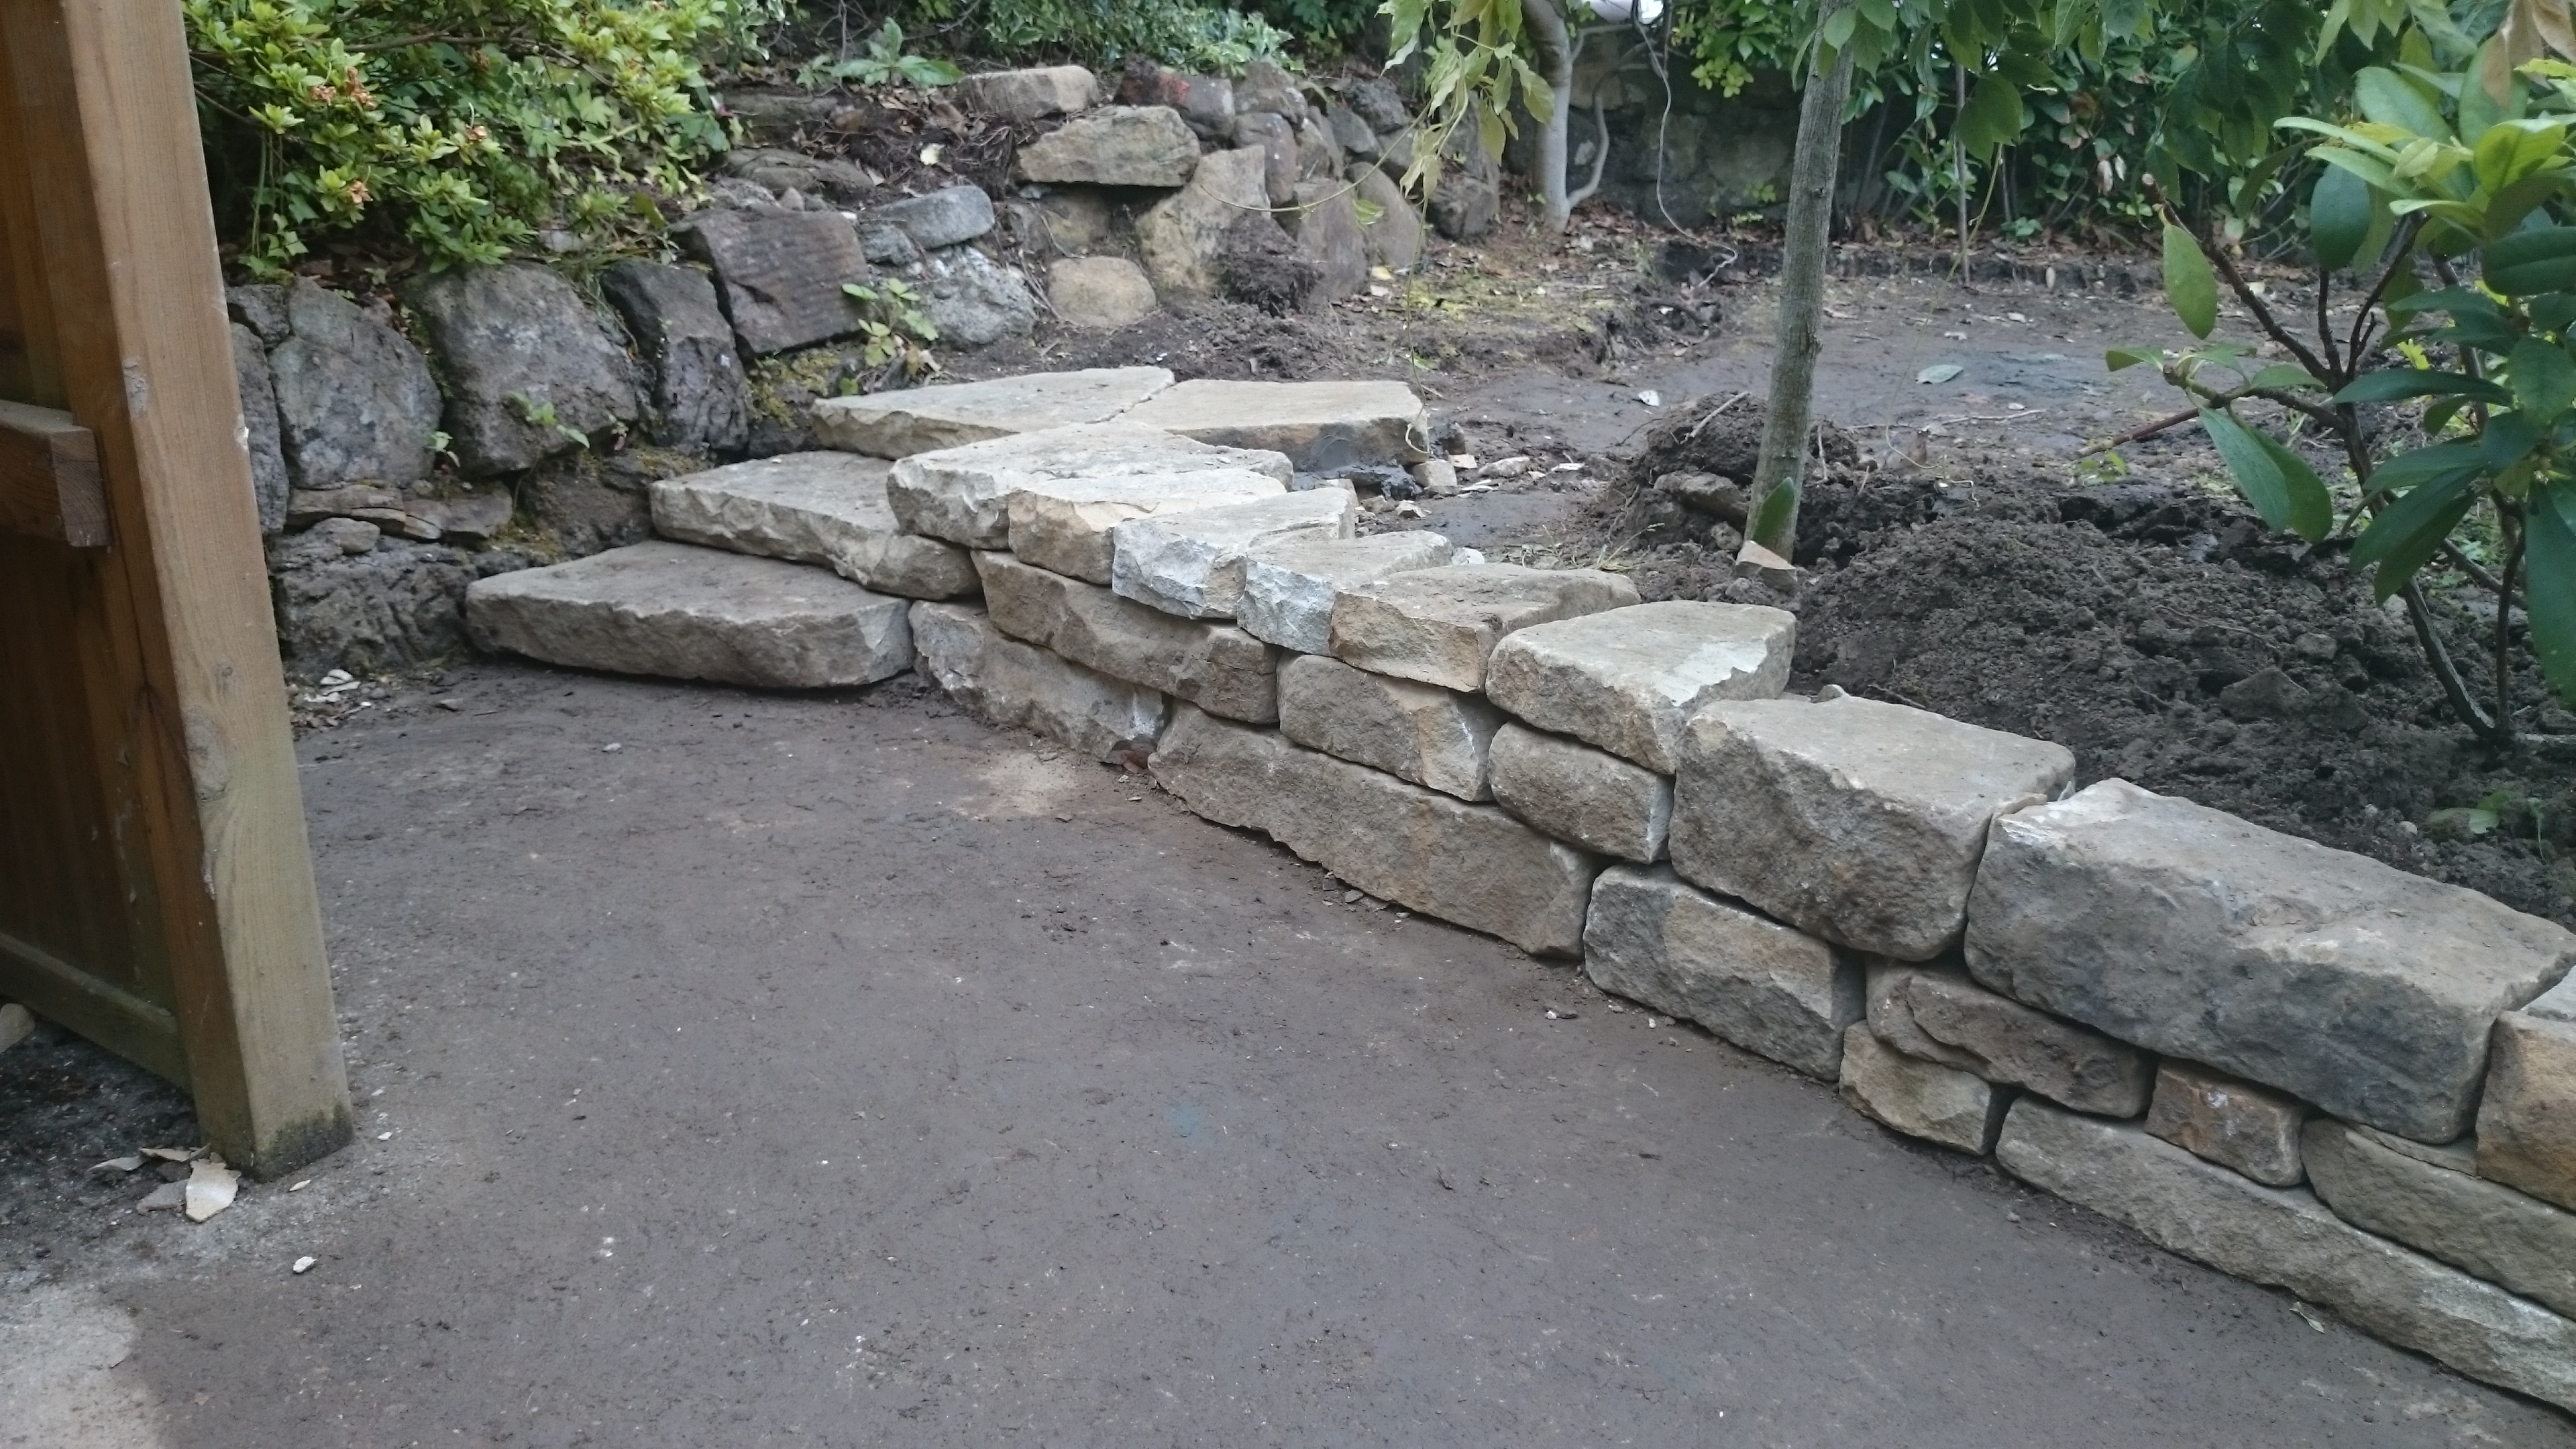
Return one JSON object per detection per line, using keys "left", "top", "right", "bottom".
{"left": 977, "top": 551, "right": 1279, "bottom": 722}
{"left": 1237, "top": 533, "right": 1454, "bottom": 654}
{"left": 910, "top": 602, "right": 1167, "bottom": 763}
{"left": 465, "top": 541, "right": 911, "bottom": 689}
{"left": 1485, "top": 600, "right": 1795, "bottom": 773}
{"left": 1838, "top": 1025, "right": 2010, "bottom": 1154}
{"left": 2306, "top": 1118, "right": 2576, "bottom": 1319}
{"left": 2479, "top": 1008, "right": 2576, "bottom": 1212}
{"left": 1119, "top": 378, "right": 1432, "bottom": 470}
{"left": 1330, "top": 564, "right": 1640, "bottom": 693}
{"left": 1968, "top": 779, "right": 2576, "bottom": 1143}
{"left": 814, "top": 368, "right": 1174, "bottom": 459}
{"left": 1015, "top": 105, "right": 1201, "bottom": 186}
{"left": 891, "top": 421, "right": 1289, "bottom": 549}
{"left": 1585, "top": 865, "right": 1860, "bottom": 1080}
{"left": 1998, "top": 1098, "right": 2576, "bottom": 1414}
{"left": 1277, "top": 653, "right": 1502, "bottom": 801}
{"left": 649, "top": 452, "right": 979, "bottom": 600}
{"left": 955, "top": 65, "right": 1099, "bottom": 122}
{"left": 678, "top": 209, "right": 871, "bottom": 356}
{"left": 2145, "top": 1061, "right": 2311, "bottom": 1188}
{"left": 1903, "top": 970, "right": 2152, "bottom": 1118}
{"left": 1672, "top": 694, "right": 2074, "bottom": 963}
{"left": 1111, "top": 485, "right": 1358, "bottom": 618}
{"left": 1011, "top": 469, "right": 1293, "bottom": 585}
{"left": 1150, "top": 707, "right": 1597, "bottom": 957}
{"left": 1489, "top": 724, "right": 1671, "bottom": 863}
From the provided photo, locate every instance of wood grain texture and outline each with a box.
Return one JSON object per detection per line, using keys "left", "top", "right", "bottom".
{"left": 0, "top": 396, "right": 105, "bottom": 543}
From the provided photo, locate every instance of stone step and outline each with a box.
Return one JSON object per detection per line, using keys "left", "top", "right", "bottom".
{"left": 1109, "top": 483, "right": 1358, "bottom": 619}
{"left": 465, "top": 541, "right": 912, "bottom": 689}
{"left": 814, "top": 366, "right": 1175, "bottom": 457}
{"left": 890, "top": 422, "right": 1293, "bottom": 550}
{"left": 1011, "top": 468, "right": 1291, "bottom": 584}
{"left": 1236, "top": 532, "right": 1456, "bottom": 654}
{"left": 910, "top": 602, "right": 1167, "bottom": 765}
{"left": 977, "top": 551, "right": 1279, "bottom": 722}
{"left": 1485, "top": 600, "right": 1796, "bottom": 774}
{"left": 649, "top": 451, "right": 978, "bottom": 599}
{"left": 1330, "top": 564, "right": 1640, "bottom": 693}
{"left": 1118, "top": 378, "right": 1432, "bottom": 470}
{"left": 1585, "top": 864, "right": 1860, "bottom": 1081}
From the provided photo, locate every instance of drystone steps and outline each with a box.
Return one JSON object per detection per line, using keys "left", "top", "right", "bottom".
{"left": 649, "top": 451, "right": 978, "bottom": 599}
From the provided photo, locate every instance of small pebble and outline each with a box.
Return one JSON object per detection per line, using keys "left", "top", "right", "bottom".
{"left": 292, "top": 1256, "right": 317, "bottom": 1274}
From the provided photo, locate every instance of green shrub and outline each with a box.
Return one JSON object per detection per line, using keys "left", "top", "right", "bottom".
{"left": 904, "top": 0, "right": 1293, "bottom": 72}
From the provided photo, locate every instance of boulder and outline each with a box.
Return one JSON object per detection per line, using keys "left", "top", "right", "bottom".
{"left": 1672, "top": 694, "right": 2074, "bottom": 962}
{"left": 600, "top": 261, "right": 751, "bottom": 452}
{"left": 1283, "top": 180, "right": 1367, "bottom": 307}
{"left": 1138, "top": 148, "right": 1271, "bottom": 298}
{"left": 817, "top": 368, "right": 1175, "bottom": 460}
{"left": 1429, "top": 128, "right": 1500, "bottom": 241}
{"left": 1236, "top": 533, "right": 1454, "bottom": 654}
{"left": 1326, "top": 104, "right": 1380, "bottom": 160}
{"left": 911, "top": 601, "right": 1167, "bottom": 763}
{"left": 720, "top": 146, "right": 875, "bottom": 205}
{"left": 1121, "top": 377, "right": 1432, "bottom": 470}
{"left": 1110, "top": 484, "right": 1358, "bottom": 618}
{"left": 2479, "top": 1008, "right": 2576, "bottom": 1212}
{"left": 1150, "top": 707, "right": 1597, "bottom": 957}
{"left": 1488, "top": 724, "right": 1672, "bottom": 863}
{"left": 955, "top": 65, "right": 1100, "bottom": 122}
{"left": 228, "top": 323, "right": 288, "bottom": 534}
{"left": 2305, "top": 1118, "right": 2576, "bottom": 1319}
{"left": 649, "top": 452, "right": 979, "bottom": 599}
{"left": 1048, "top": 257, "right": 1159, "bottom": 329}
{"left": 1116, "top": 66, "right": 1234, "bottom": 138}
{"left": 1968, "top": 779, "right": 2576, "bottom": 1143}
{"left": 1351, "top": 168, "right": 1424, "bottom": 272}
{"left": 1903, "top": 971, "right": 2153, "bottom": 1118}
{"left": 1998, "top": 1099, "right": 2576, "bottom": 1414}
{"left": 1277, "top": 653, "right": 1503, "bottom": 802}
{"left": 917, "top": 244, "right": 1037, "bottom": 347}
{"left": 678, "top": 208, "right": 872, "bottom": 355}
{"left": 1232, "top": 111, "right": 1299, "bottom": 207}
{"left": 1233, "top": 57, "right": 1309, "bottom": 125}
{"left": 1330, "top": 564, "right": 1642, "bottom": 693}
{"left": 1016, "top": 106, "right": 1201, "bottom": 187}
{"left": 1344, "top": 78, "right": 1411, "bottom": 135}
{"left": 882, "top": 418, "right": 1279, "bottom": 549}
{"left": 977, "top": 551, "right": 1279, "bottom": 722}
{"left": 1838, "top": 1025, "right": 2011, "bottom": 1154}
{"left": 227, "top": 283, "right": 290, "bottom": 345}
{"left": 1587, "top": 865, "right": 1860, "bottom": 1079}
{"left": 1008, "top": 469, "right": 1291, "bottom": 584}
{"left": 1863, "top": 961, "right": 1984, "bottom": 1072}
{"left": 1295, "top": 116, "right": 1344, "bottom": 181}
{"left": 2145, "top": 1061, "right": 2312, "bottom": 1187}
{"left": 1485, "top": 600, "right": 1794, "bottom": 773}
{"left": 264, "top": 280, "right": 440, "bottom": 491}
{"left": 465, "top": 541, "right": 912, "bottom": 689}
{"left": 265, "top": 527, "right": 473, "bottom": 677}
{"left": 866, "top": 186, "right": 998, "bottom": 251}
{"left": 406, "top": 263, "right": 641, "bottom": 477}
{"left": 520, "top": 448, "right": 674, "bottom": 557}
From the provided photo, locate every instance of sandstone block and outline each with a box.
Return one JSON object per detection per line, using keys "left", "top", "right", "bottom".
{"left": 2478, "top": 1010, "right": 2576, "bottom": 1212}
{"left": 678, "top": 209, "right": 872, "bottom": 356}
{"left": 956, "top": 66, "right": 1099, "bottom": 122}
{"left": 1010, "top": 470, "right": 1291, "bottom": 584}
{"left": 1863, "top": 962, "right": 1984, "bottom": 1071}
{"left": 1485, "top": 600, "right": 1795, "bottom": 773}
{"left": 977, "top": 551, "right": 1279, "bottom": 722}
{"left": 910, "top": 602, "right": 1166, "bottom": 763}
{"left": 1329, "top": 564, "right": 1640, "bottom": 692}
{"left": 2145, "top": 1061, "right": 2310, "bottom": 1187}
{"left": 2304, "top": 1118, "right": 2576, "bottom": 1319}
{"left": 1048, "top": 256, "right": 1159, "bottom": 330}
{"left": 1672, "top": 695, "right": 2074, "bottom": 961}
{"left": 1488, "top": 724, "right": 1672, "bottom": 863}
{"left": 1276, "top": 654, "right": 1501, "bottom": 801}
{"left": 1904, "top": 970, "right": 2153, "bottom": 1118}
{"left": 1121, "top": 378, "right": 1432, "bottom": 470}
{"left": 1838, "top": 1025, "right": 2011, "bottom": 1154}
{"left": 1016, "top": 106, "right": 1201, "bottom": 187}
{"left": 1998, "top": 1098, "right": 2576, "bottom": 1413}
{"left": 886, "top": 420, "right": 1285, "bottom": 549}
{"left": 1110, "top": 484, "right": 1358, "bottom": 618}
{"left": 1236, "top": 533, "right": 1454, "bottom": 653}
{"left": 1136, "top": 149, "right": 1271, "bottom": 297}
{"left": 814, "top": 367, "right": 1175, "bottom": 460}
{"left": 1968, "top": 778, "right": 2576, "bottom": 1143}
{"left": 1585, "top": 865, "right": 1860, "bottom": 1079}
{"left": 466, "top": 541, "right": 911, "bottom": 689}
{"left": 649, "top": 452, "right": 978, "bottom": 600}
{"left": 1150, "top": 708, "right": 1597, "bottom": 956}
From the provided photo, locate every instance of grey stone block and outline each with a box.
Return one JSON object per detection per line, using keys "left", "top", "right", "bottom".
{"left": 266, "top": 280, "right": 440, "bottom": 491}
{"left": 977, "top": 551, "right": 1279, "bottom": 722}
{"left": 678, "top": 208, "right": 873, "bottom": 356}
{"left": 1048, "top": 257, "right": 1159, "bottom": 330}
{"left": 2478, "top": 1010, "right": 2576, "bottom": 1212}
{"left": 1904, "top": 971, "right": 2153, "bottom": 1118}
{"left": 2145, "top": 1061, "right": 2311, "bottom": 1187}
{"left": 1585, "top": 865, "right": 1860, "bottom": 1079}
{"left": 2305, "top": 1118, "right": 2576, "bottom": 1318}
{"left": 818, "top": 369, "right": 1175, "bottom": 460}
{"left": 1489, "top": 724, "right": 1672, "bottom": 863}
{"left": 1236, "top": 533, "right": 1454, "bottom": 654}
{"left": 1330, "top": 564, "right": 1640, "bottom": 692}
{"left": 1838, "top": 1025, "right": 2011, "bottom": 1154}
{"left": 910, "top": 602, "right": 1166, "bottom": 763}
{"left": 917, "top": 244, "right": 1036, "bottom": 348}
{"left": 893, "top": 421, "right": 1280, "bottom": 552}
{"left": 601, "top": 260, "right": 751, "bottom": 452}
{"left": 406, "top": 262, "right": 642, "bottom": 477}
{"left": 228, "top": 323, "right": 288, "bottom": 534}
{"left": 1864, "top": 961, "right": 1984, "bottom": 1071}
{"left": 1136, "top": 149, "right": 1271, "bottom": 298}
{"left": 1485, "top": 600, "right": 1794, "bottom": 773}
{"left": 955, "top": 66, "right": 1100, "bottom": 121}
{"left": 866, "top": 186, "right": 998, "bottom": 251}
{"left": 1010, "top": 468, "right": 1291, "bottom": 585}
{"left": 649, "top": 452, "right": 978, "bottom": 600}
{"left": 1110, "top": 484, "right": 1357, "bottom": 618}
{"left": 1276, "top": 653, "right": 1501, "bottom": 801}
{"left": 1016, "top": 106, "right": 1203, "bottom": 187}
{"left": 1121, "top": 378, "right": 1433, "bottom": 470}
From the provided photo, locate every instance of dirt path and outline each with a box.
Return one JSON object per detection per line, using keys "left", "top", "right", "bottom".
{"left": 6, "top": 664, "right": 2569, "bottom": 1446}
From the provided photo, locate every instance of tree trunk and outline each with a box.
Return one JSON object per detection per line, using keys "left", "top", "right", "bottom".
{"left": 1742, "top": 0, "right": 1858, "bottom": 575}
{"left": 1524, "top": 0, "right": 1576, "bottom": 232}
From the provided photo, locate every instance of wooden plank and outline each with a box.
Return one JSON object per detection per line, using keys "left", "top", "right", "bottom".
{"left": 0, "top": 396, "right": 105, "bottom": 543}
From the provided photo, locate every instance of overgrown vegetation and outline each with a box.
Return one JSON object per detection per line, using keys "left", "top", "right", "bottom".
{"left": 894, "top": 0, "right": 1294, "bottom": 72}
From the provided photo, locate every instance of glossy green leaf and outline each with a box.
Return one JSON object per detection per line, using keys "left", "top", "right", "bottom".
{"left": 2311, "top": 164, "right": 2373, "bottom": 272}
{"left": 2351, "top": 470, "right": 2475, "bottom": 599}
{"left": 2199, "top": 409, "right": 2334, "bottom": 542}
{"left": 2248, "top": 363, "right": 2322, "bottom": 392}
{"left": 2511, "top": 337, "right": 2576, "bottom": 421}
{"left": 2355, "top": 66, "right": 2449, "bottom": 143}
{"left": 2485, "top": 411, "right": 2546, "bottom": 469}
{"left": 2471, "top": 120, "right": 2568, "bottom": 193}
{"left": 2332, "top": 370, "right": 2512, "bottom": 404}
{"left": 2104, "top": 347, "right": 2160, "bottom": 372}
{"left": 2524, "top": 484, "right": 2576, "bottom": 704}
{"left": 1955, "top": 74, "right": 2025, "bottom": 158}
{"left": 2363, "top": 440, "right": 2483, "bottom": 496}
{"left": 2162, "top": 224, "right": 2218, "bottom": 340}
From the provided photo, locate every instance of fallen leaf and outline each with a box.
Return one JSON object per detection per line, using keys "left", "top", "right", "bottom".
{"left": 91, "top": 1155, "right": 144, "bottom": 1173}
{"left": 1636, "top": 389, "right": 1662, "bottom": 407}
{"left": 1918, "top": 364, "right": 1964, "bottom": 384}
{"left": 185, "top": 1159, "right": 240, "bottom": 1222}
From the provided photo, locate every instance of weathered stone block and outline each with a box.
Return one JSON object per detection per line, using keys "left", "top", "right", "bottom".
{"left": 1585, "top": 865, "right": 1860, "bottom": 1079}
{"left": 1016, "top": 106, "right": 1202, "bottom": 187}
{"left": 466, "top": 541, "right": 912, "bottom": 689}
{"left": 1009, "top": 469, "right": 1291, "bottom": 584}
{"left": 917, "top": 244, "right": 1037, "bottom": 348}
{"left": 1330, "top": 564, "right": 1640, "bottom": 692}
{"left": 1236, "top": 533, "right": 1454, "bottom": 654}
{"left": 2145, "top": 1061, "right": 2310, "bottom": 1187}
{"left": 977, "top": 551, "right": 1279, "bottom": 722}
{"left": 228, "top": 323, "right": 287, "bottom": 534}
{"left": 817, "top": 368, "right": 1175, "bottom": 460}
{"left": 2478, "top": 1009, "right": 2576, "bottom": 1212}
{"left": 1352, "top": 167, "right": 1423, "bottom": 272}
{"left": 1488, "top": 724, "right": 1672, "bottom": 863}
{"left": 266, "top": 280, "right": 440, "bottom": 491}
{"left": 1672, "top": 695, "right": 2073, "bottom": 962}
{"left": 2304, "top": 1118, "right": 2576, "bottom": 1318}
{"left": 1284, "top": 179, "right": 1366, "bottom": 306}
{"left": 1903, "top": 971, "right": 2152, "bottom": 1118}
{"left": 1048, "top": 256, "right": 1159, "bottom": 330}
{"left": 1485, "top": 600, "right": 1794, "bottom": 773}
{"left": 897, "top": 421, "right": 1284, "bottom": 551}
{"left": 1136, "top": 148, "right": 1270, "bottom": 298}
{"left": 1110, "top": 485, "right": 1357, "bottom": 618}
{"left": 1838, "top": 1025, "right": 2011, "bottom": 1154}
{"left": 1150, "top": 707, "right": 1597, "bottom": 956}
{"left": 865, "top": 186, "right": 997, "bottom": 251}
{"left": 1276, "top": 653, "right": 1501, "bottom": 801}
{"left": 910, "top": 602, "right": 1166, "bottom": 763}
{"left": 1864, "top": 961, "right": 1984, "bottom": 1071}
{"left": 955, "top": 65, "right": 1099, "bottom": 122}
{"left": 407, "top": 262, "right": 642, "bottom": 477}
{"left": 1968, "top": 778, "right": 2576, "bottom": 1143}
{"left": 649, "top": 453, "right": 978, "bottom": 600}
{"left": 1998, "top": 1098, "right": 2576, "bottom": 1413}
{"left": 1121, "top": 378, "right": 1432, "bottom": 470}
{"left": 678, "top": 209, "right": 872, "bottom": 356}
{"left": 601, "top": 260, "right": 751, "bottom": 452}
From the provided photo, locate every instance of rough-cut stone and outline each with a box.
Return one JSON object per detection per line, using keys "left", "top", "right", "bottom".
{"left": 466, "top": 541, "right": 911, "bottom": 688}
{"left": 1006, "top": 469, "right": 1291, "bottom": 584}
{"left": 407, "top": 263, "right": 641, "bottom": 477}
{"left": 1327, "top": 105, "right": 1379, "bottom": 159}
{"left": 2479, "top": 1009, "right": 2576, "bottom": 1212}
{"left": 1330, "top": 564, "right": 1640, "bottom": 692}
{"left": 1117, "top": 66, "right": 1233, "bottom": 138}
{"left": 977, "top": 551, "right": 1279, "bottom": 722}
{"left": 1674, "top": 695, "right": 2074, "bottom": 962}
{"left": 955, "top": 65, "right": 1099, "bottom": 121}
{"left": 1486, "top": 600, "right": 1794, "bottom": 773}
{"left": 1236, "top": 533, "right": 1454, "bottom": 654}
{"left": 649, "top": 453, "right": 978, "bottom": 600}
{"left": 1016, "top": 106, "right": 1201, "bottom": 187}
{"left": 910, "top": 602, "right": 1165, "bottom": 763}
{"left": 2304, "top": 1118, "right": 2576, "bottom": 1319}
{"left": 1283, "top": 180, "right": 1366, "bottom": 306}
{"left": 1121, "top": 378, "right": 1432, "bottom": 470}
{"left": 1587, "top": 865, "right": 1860, "bottom": 1079}
{"left": 1048, "top": 257, "right": 1158, "bottom": 329}
{"left": 1864, "top": 961, "right": 1985, "bottom": 1071}
{"left": 601, "top": 261, "right": 751, "bottom": 451}
{"left": 887, "top": 421, "right": 1282, "bottom": 553}
{"left": 1151, "top": 707, "right": 1596, "bottom": 956}
{"left": 1276, "top": 654, "right": 1501, "bottom": 801}
{"left": 867, "top": 186, "right": 998, "bottom": 251}
{"left": 1111, "top": 485, "right": 1357, "bottom": 618}
{"left": 227, "top": 282, "right": 290, "bottom": 344}
{"left": 817, "top": 368, "right": 1175, "bottom": 460}
{"left": 1295, "top": 115, "right": 1343, "bottom": 181}
{"left": 1488, "top": 724, "right": 1672, "bottom": 863}
{"left": 2144, "top": 1061, "right": 2310, "bottom": 1187}
{"left": 266, "top": 280, "right": 440, "bottom": 491}
{"left": 266, "top": 528, "right": 473, "bottom": 676}
{"left": 1428, "top": 128, "right": 1500, "bottom": 241}
{"left": 1351, "top": 167, "right": 1423, "bottom": 271}
{"left": 1902, "top": 971, "right": 2153, "bottom": 1118}
{"left": 229, "top": 323, "right": 288, "bottom": 534}
{"left": 1233, "top": 111, "right": 1299, "bottom": 207}
{"left": 1138, "top": 149, "right": 1270, "bottom": 298}
{"left": 1998, "top": 1098, "right": 2576, "bottom": 1413}
{"left": 918, "top": 244, "right": 1037, "bottom": 347}
{"left": 1233, "top": 58, "right": 1309, "bottom": 125}
{"left": 679, "top": 208, "right": 871, "bottom": 355}
{"left": 1968, "top": 778, "right": 2576, "bottom": 1143}
{"left": 1839, "top": 1025, "right": 2011, "bottom": 1154}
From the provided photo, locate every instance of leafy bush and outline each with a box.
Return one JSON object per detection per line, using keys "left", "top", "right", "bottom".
{"left": 903, "top": 0, "right": 1293, "bottom": 72}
